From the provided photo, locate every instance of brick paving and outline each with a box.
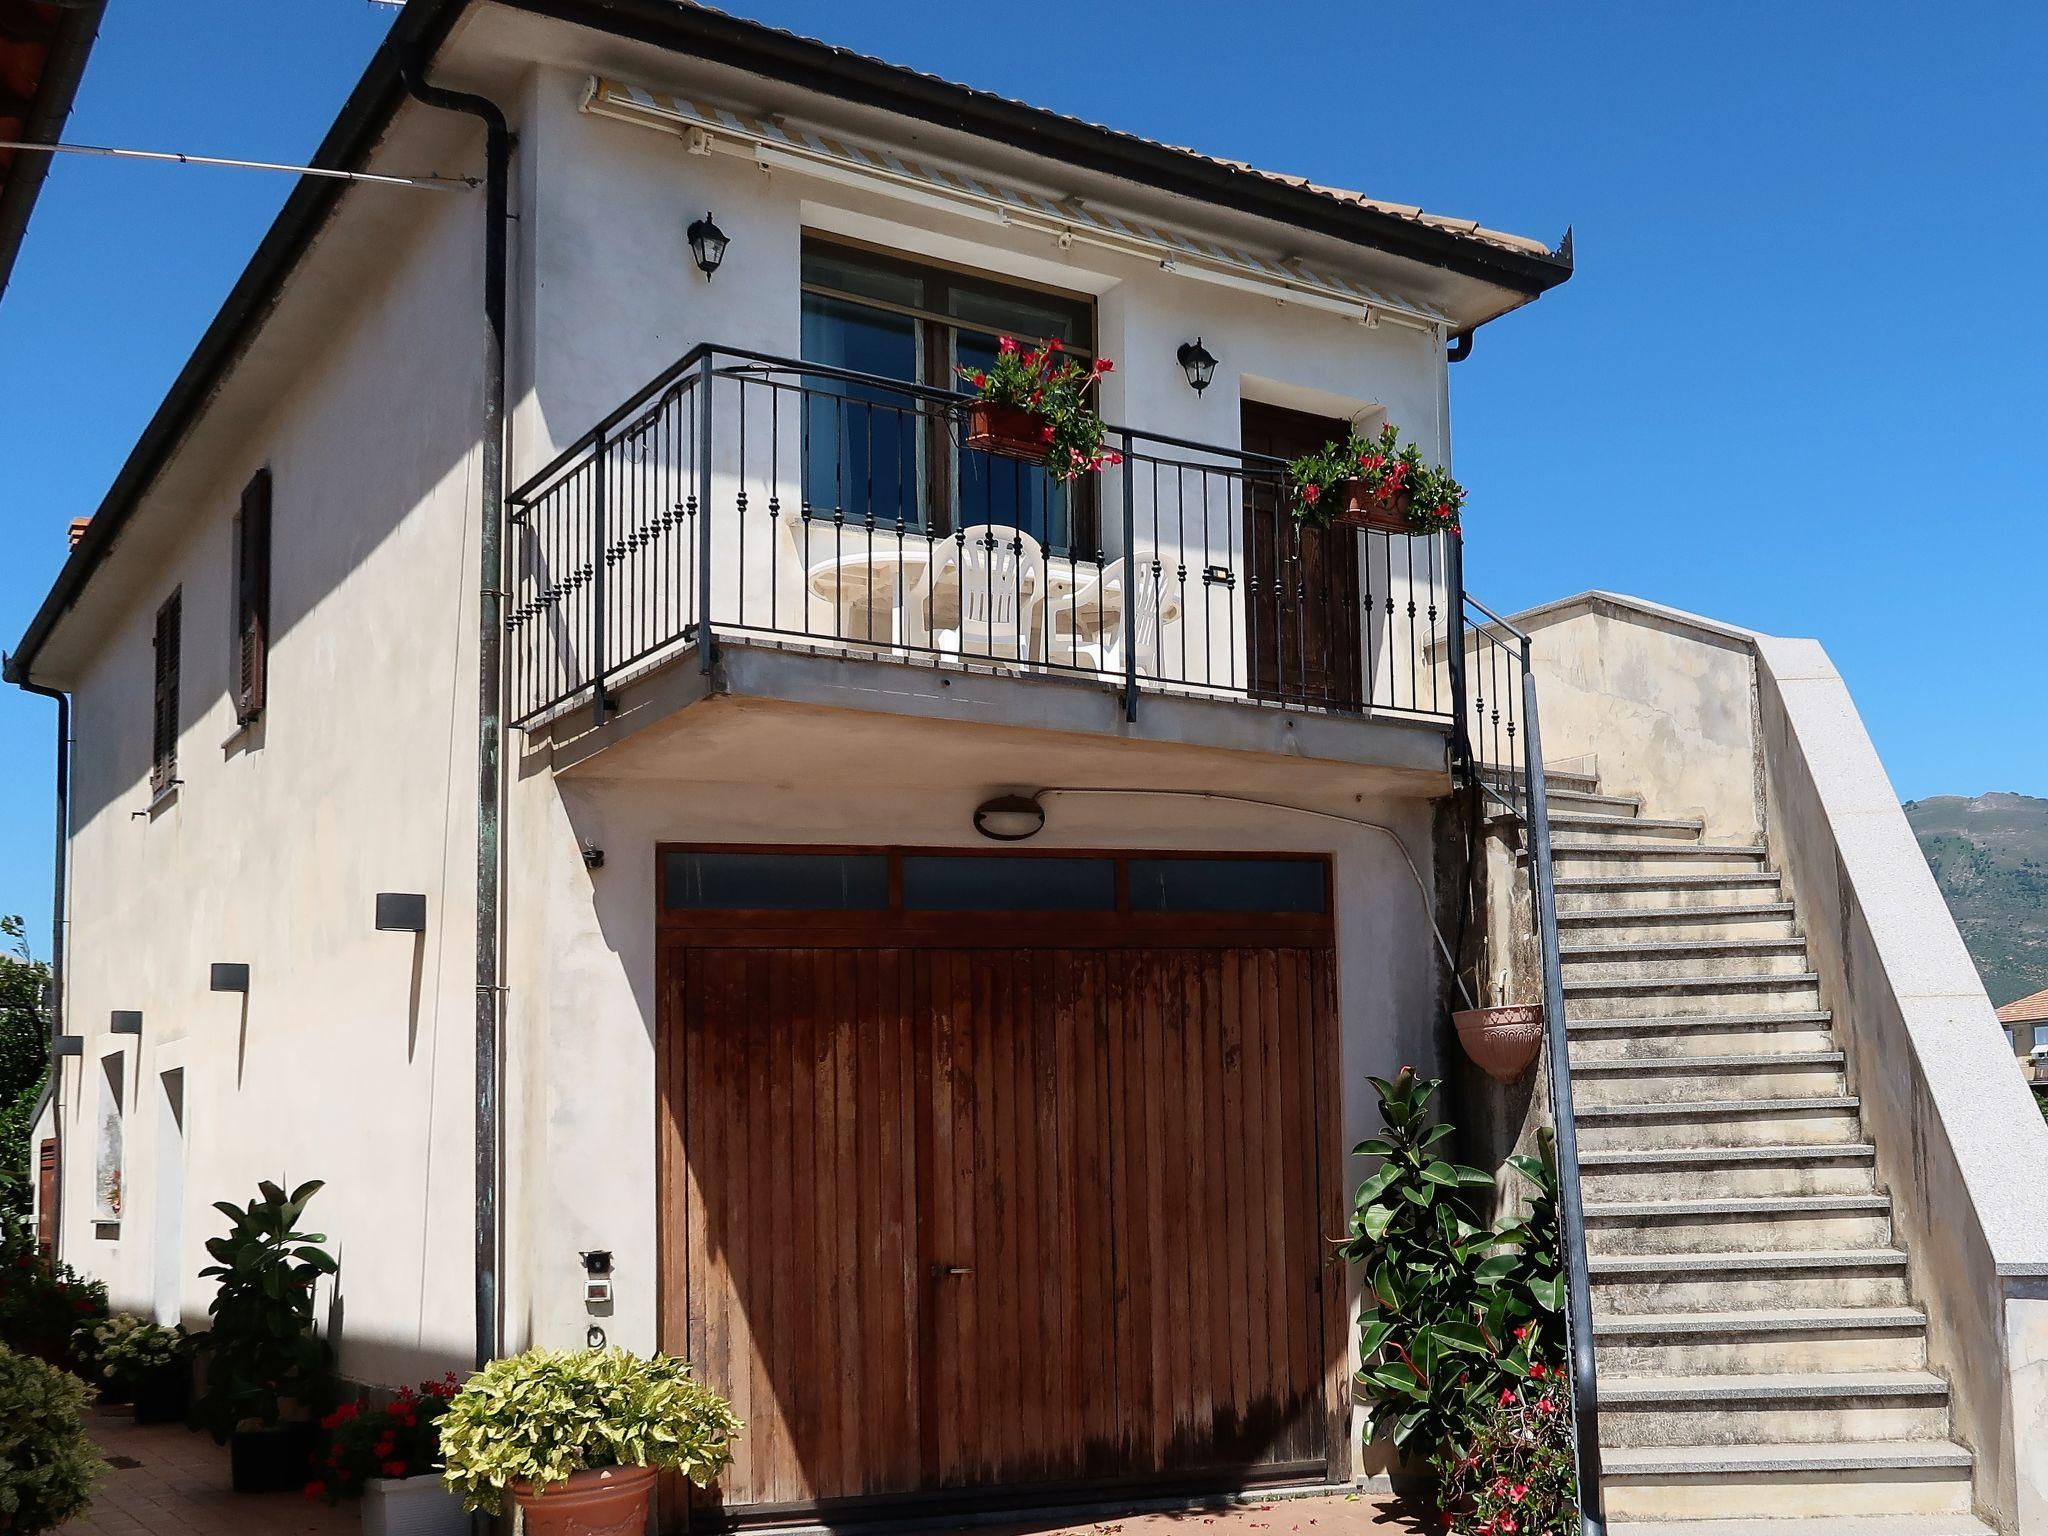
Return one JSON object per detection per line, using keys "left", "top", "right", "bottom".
{"left": 64, "top": 1408, "right": 1418, "bottom": 1534}
{"left": 64, "top": 1409, "right": 352, "bottom": 1536}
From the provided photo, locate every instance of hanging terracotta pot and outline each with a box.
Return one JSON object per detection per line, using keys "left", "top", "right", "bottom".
{"left": 965, "top": 402, "right": 1050, "bottom": 462}
{"left": 1454, "top": 1003, "right": 1544, "bottom": 1083}
{"left": 510, "top": 1465, "right": 658, "bottom": 1536}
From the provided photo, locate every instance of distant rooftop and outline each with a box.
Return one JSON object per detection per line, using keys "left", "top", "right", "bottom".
{"left": 1999, "top": 987, "right": 2048, "bottom": 1026}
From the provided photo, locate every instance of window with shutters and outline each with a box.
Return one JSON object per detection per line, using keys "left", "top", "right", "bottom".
{"left": 233, "top": 469, "right": 272, "bottom": 725}
{"left": 151, "top": 590, "right": 181, "bottom": 796}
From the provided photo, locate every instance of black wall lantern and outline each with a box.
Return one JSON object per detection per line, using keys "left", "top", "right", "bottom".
{"left": 209, "top": 963, "right": 249, "bottom": 994}
{"left": 973, "top": 793, "right": 1046, "bottom": 842}
{"left": 1177, "top": 338, "right": 1218, "bottom": 396}
{"left": 686, "top": 212, "right": 728, "bottom": 280}
{"left": 375, "top": 893, "right": 428, "bottom": 934}
{"left": 110, "top": 1011, "right": 142, "bottom": 1037}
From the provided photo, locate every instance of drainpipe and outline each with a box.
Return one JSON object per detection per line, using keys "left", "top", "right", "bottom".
{"left": 400, "top": 63, "right": 511, "bottom": 1374}
{"left": 15, "top": 678, "right": 70, "bottom": 1261}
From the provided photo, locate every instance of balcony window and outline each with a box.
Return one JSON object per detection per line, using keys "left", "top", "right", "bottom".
{"left": 800, "top": 238, "right": 1096, "bottom": 557}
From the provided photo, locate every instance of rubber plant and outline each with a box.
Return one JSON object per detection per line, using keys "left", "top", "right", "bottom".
{"left": 189, "top": 1179, "right": 337, "bottom": 1441}
{"left": 1339, "top": 1069, "right": 1565, "bottom": 1457}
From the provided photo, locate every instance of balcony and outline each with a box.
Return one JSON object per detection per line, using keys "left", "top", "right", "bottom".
{"left": 506, "top": 346, "right": 1465, "bottom": 750}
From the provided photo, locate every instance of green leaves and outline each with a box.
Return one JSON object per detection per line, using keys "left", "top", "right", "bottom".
{"left": 1343, "top": 1074, "right": 1573, "bottom": 1463}
{"left": 437, "top": 1349, "right": 742, "bottom": 1516}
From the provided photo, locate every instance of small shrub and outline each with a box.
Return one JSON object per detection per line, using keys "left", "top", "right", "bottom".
{"left": 75, "top": 1313, "right": 188, "bottom": 1397}
{"left": 1433, "top": 1360, "right": 1578, "bottom": 1535}
{"left": 0, "top": 1235, "right": 108, "bottom": 1373}
{"left": 1339, "top": 1070, "right": 1569, "bottom": 1457}
{"left": 438, "top": 1348, "right": 740, "bottom": 1516}
{"left": 189, "top": 1179, "right": 337, "bottom": 1441}
{"left": 305, "top": 1376, "right": 459, "bottom": 1502}
{"left": 0, "top": 1341, "right": 106, "bottom": 1533}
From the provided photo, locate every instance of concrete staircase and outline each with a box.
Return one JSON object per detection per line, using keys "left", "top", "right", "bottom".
{"left": 1534, "top": 770, "right": 1989, "bottom": 1536}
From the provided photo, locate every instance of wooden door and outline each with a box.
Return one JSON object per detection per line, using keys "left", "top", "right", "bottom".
{"left": 36, "top": 1138, "right": 56, "bottom": 1259}
{"left": 1242, "top": 402, "right": 1364, "bottom": 710}
{"left": 661, "top": 935, "right": 1337, "bottom": 1523}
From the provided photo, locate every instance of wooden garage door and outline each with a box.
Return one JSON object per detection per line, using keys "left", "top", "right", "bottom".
{"left": 656, "top": 849, "right": 1343, "bottom": 1526}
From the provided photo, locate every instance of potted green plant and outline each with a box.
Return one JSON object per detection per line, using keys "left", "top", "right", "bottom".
{"left": 189, "top": 1179, "right": 337, "bottom": 1494}
{"left": 307, "top": 1376, "right": 466, "bottom": 1536}
{"left": 0, "top": 1342, "right": 107, "bottom": 1533}
{"left": 75, "top": 1313, "right": 192, "bottom": 1421}
{"left": 957, "top": 336, "right": 1121, "bottom": 480}
{"left": 438, "top": 1347, "right": 740, "bottom": 1534}
{"left": 1288, "top": 421, "right": 1464, "bottom": 535}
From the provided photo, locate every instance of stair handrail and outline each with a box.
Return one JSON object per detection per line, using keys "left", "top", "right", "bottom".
{"left": 1452, "top": 593, "right": 1606, "bottom": 1535}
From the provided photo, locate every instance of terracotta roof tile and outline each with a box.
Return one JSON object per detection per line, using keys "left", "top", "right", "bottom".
{"left": 1998, "top": 987, "right": 2048, "bottom": 1025}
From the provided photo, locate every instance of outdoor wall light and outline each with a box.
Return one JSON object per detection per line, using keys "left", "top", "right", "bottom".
{"left": 973, "top": 793, "right": 1046, "bottom": 842}
{"left": 1177, "top": 338, "right": 1218, "bottom": 396}
{"left": 686, "top": 212, "right": 729, "bottom": 280}
{"left": 110, "top": 1011, "right": 142, "bottom": 1037}
{"left": 209, "top": 963, "right": 249, "bottom": 994}
{"left": 53, "top": 1035, "right": 83, "bottom": 1058}
{"left": 375, "top": 892, "right": 428, "bottom": 934}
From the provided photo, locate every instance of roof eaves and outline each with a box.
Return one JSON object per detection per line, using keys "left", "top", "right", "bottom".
{"left": 0, "top": 0, "right": 108, "bottom": 302}
{"left": 4, "top": 0, "right": 471, "bottom": 688}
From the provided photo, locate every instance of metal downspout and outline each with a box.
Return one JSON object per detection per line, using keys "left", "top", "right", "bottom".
{"left": 400, "top": 64, "right": 511, "bottom": 1374}
{"left": 15, "top": 679, "right": 69, "bottom": 1260}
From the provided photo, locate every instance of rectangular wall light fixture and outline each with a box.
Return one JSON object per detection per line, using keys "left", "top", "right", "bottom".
{"left": 375, "top": 893, "right": 428, "bottom": 933}
{"left": 110, "top": 1011, "right": 142, "bottom": 1036}
{"left": 209, "top": 963, "right": 250, "bottom": 993}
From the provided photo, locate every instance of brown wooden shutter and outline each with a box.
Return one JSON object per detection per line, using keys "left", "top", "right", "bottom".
{"left": 234, "top": 469, "right": 272, "bottom": 724}
{"left": 36, "top": 1139, "right": 57, "bottom": 1259}
{"left": 151, "top": 590, "right": 181, "bottom": 795}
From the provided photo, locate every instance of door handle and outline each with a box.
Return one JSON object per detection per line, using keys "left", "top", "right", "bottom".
{"left": 930, "top": 1264, "right": 973, "bottom": 1278}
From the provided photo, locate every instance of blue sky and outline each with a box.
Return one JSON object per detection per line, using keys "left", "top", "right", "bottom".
{"left": 3, "top": 1, "right": 2045, "bottom": 941}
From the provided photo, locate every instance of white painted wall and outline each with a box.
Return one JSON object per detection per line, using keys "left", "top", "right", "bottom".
{"left": 48, "top": 175, "right": 488, "bottom": 1387}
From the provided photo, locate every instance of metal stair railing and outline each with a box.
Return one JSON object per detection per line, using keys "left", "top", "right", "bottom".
{"left": 1450, "top": 588, "right": 1606, "bottom": 1536}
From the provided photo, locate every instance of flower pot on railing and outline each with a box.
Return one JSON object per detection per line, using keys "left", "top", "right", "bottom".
{"left": 510, "top": 1465, "right": 658, "bottom": 1536}
{"left": 964, "top": 402, "right": 1050, "bottom": 462}
{"left": 1329, "top": 483, "right": 1412, "bottom": 534}
{"left": 1454, "top": 1003, "right": 1544, "bottom": 1083}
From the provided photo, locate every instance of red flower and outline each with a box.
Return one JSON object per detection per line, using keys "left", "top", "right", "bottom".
{"left": 1512, "top": 1326, "right": 1528, "bottom": 1341}
{"left": 1040, "top": 425, "right": 1056, "bottom": 442}
{"left": 1498, "top": 1387, "right": 1516, "bottom": 1406}
{"left": 382, "top": 1461, "right": 409, "bottom": 1480}
{"left": 997, "top": 337, "right": 1018, "bottom": 354}
{"left": 1047, "top": 337, "right": 1062, "bottom": 352}
{"left": 1301, "top": 484, "right": 1321, "bottom": 505}
{"left": 303, "top": 1481, "right": 328, "bottom": 1501}
{"left": 1093, "top": 357, "right": 1114, "bottom": 374}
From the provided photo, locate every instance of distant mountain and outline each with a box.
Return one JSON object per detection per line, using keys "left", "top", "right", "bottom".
{"left": 1905, "top": 792, "right": 2048, "bottom": 1007}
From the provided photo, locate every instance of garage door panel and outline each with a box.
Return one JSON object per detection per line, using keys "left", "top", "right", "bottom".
{"left": 664, "top": 926, "right": 1334, "bottom": 1521}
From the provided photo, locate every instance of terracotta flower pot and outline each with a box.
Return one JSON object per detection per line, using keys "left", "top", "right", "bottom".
{"left": 1328, "top": 481, "right": 1413, "bottom": 534}
{"left": 1455, "top": 1003, "right": 1544, "bottom": 1083}
{"left": 510, "top": 1465, "right": 658, "bottom": 1536}
{"left": 965, "top": 402, "right": 1049, "bottom": 462}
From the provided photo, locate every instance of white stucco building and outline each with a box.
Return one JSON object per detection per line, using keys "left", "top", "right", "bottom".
{"left": 14, "top": 5, "right": 2048, "bottom": 1533}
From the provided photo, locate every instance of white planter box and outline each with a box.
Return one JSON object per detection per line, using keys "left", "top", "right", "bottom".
{"left": 362, "top": 1473, "right": 469, "bottom": 1536}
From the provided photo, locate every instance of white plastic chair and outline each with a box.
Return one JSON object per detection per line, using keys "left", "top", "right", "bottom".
{"left": 1049, "top": 555, "right": 1185, "bottom": 676}
{"left": 926, "top": 524, "right": 1045, "bottom": 660}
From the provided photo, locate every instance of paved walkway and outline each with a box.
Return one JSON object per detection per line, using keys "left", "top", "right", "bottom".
{"left": 64, "top": 1410, "right": 351, "bottom": 1536}
{"left": 65, "top": 1408, "right": 1417, "bottom": 1534}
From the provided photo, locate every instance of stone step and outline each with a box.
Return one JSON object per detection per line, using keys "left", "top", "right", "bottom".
{"left": 1543, "top": 786, "right": 1642, "bottom": 817}
{"left": 1561, "top": 936, "right": 1815, "bottom": 980}
{"left": 1585, "top": 1194, "right": 1894, "bottom": 1256}
{"left": 1591, "top": 1249, "right": 1913, "bottom": 1315}
{"left": 1598, "top": 1370, "right": 1951, "bottom": 1448}
{"left": 1579, "top": 1142, "right": 1879, "bottom": 1200}
{"left": 1482, "top": 763, "right": 1604, "bottom": 796}
{"left": 1595, "top": 1306, "right": 1928, "bottom": 1376}
{"left": 1602, "top": 1441, "right": 1977, "bottom": 1523}
{"left": 1571, "top": 1052, "right": 1846, "bottom": 1106}
{"left": 1577, "top": 1096, "right": 1865, "bottom": 1151}
{"left": 1555, "top": 871, "right": 1786, "bottom": 911}
{"left": 1548, "top": 811, "right": 1705, "bottom": 843}
{"left": 1565, "top": 972, "right": 1824, "bottom": 1018}
{"left": 1569, "top": 1010, "right": 1838, "bottom": 1061}
{"left": 1557, "top": 902, "right": 1801, "bottom": 944}
{"left": 1552, "top": 842, "right": 1772, "bottom": 879}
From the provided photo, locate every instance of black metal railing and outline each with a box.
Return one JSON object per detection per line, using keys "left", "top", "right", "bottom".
{"left": 1454, "top": 594, "right": 1606, "bottom": 1535}
{"left": 505, "top": 344, "right": 1458, "bottom": 729}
